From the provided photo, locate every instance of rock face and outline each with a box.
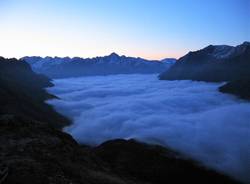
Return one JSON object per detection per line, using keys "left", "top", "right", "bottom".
{"left": 23, "top": 54, "right": 175, "bottom": 78}
{"left": 219, "top": 80, "right": 250, "bottom": 100}
{"left": 159, "top": 42, "right": 250, "bottom": 82}
{"left": 0, "top": 57, "right": 70, "bottom": 128}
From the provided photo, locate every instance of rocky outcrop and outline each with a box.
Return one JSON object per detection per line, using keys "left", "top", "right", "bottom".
{"left": 219, "top": 80, "right": 250, "bottom": 100}
{"left": 159, "top": 42, "right": 250, "bottom": 82}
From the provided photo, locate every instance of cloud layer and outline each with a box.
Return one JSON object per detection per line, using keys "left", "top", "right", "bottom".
{"left": 47, "top": 74, "right": 250, "bottom": 183}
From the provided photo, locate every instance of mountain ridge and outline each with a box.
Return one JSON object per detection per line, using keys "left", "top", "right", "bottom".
{"left": 23, "top": 54, "right": 176, "bottom": 78}
{"left": 159, "top": 41, "right": 250, "bottom": 82}
{"left": 0, "top": 57, "right": 70, "bottom": 128}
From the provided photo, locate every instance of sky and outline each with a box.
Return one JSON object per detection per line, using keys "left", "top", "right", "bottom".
{"left": 0, "top": 0, "right": 249, "bottom": 60}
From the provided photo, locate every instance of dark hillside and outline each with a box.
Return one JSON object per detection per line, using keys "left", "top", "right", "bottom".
{"left": 0, "top": 115, "right": 239, "bottom": 184}
{"left": 159, "top": 42, "right": 250, "bottom": 82}
{"left": 0, "top": 57, "right": 69, "bottom": 128}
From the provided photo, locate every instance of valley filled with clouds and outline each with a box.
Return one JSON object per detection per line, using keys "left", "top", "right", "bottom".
{"left": 47, "top": 74, "right": 250, "bottom": 182}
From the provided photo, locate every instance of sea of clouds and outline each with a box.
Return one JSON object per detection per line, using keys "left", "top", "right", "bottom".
{"left": 47, "top": 74, "right": 250, "bottom": 183}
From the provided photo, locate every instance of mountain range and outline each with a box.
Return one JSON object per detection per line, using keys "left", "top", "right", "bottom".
{"left": 23, "top": 53, "right": 175, "bottom": 78}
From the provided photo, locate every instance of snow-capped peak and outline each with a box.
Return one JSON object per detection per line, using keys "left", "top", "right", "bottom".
{"left": 212, "top": 45, "right": 234, "bottom": 59}
{"left": 109, "top": 52, "right": 120, "bottom": 58}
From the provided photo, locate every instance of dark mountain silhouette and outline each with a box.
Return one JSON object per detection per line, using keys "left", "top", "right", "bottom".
{"left": 23, "top": 53, "right": 175, "bottom": 78}
{"left": 94, "top": 139, "right": 239, "bottom": 184}
{"left": 159, "top": 42, "right": 250, "bottom": 82}
{"left": 0, "top": 57, "right": 70, "bottom": 128}
{"left": 219, "top": 80, "right": 250, "bottom": 100}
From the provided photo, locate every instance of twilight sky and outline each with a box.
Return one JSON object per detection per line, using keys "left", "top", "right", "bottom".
{"left": 0, "top": 0, "right": 249, "bottom": 59}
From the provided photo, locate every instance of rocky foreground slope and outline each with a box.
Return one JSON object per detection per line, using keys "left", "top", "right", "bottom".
{"left": 0, "top": 57, "right": 239, "bottom": 183}
{"left": 1, "top": 115, "right": 239, "bottom": 184}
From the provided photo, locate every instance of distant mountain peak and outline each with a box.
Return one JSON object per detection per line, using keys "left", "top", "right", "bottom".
{"left": 109, "top": 52, "right": 120, "bottom": 57}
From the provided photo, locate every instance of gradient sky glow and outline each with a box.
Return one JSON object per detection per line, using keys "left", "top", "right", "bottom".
{"left": 0, "top": 0, "right": 249, "bottom": 59}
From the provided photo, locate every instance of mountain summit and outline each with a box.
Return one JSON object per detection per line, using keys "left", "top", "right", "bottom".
{"left": 109, "top": 52, "right": 120, "bottom": 57}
